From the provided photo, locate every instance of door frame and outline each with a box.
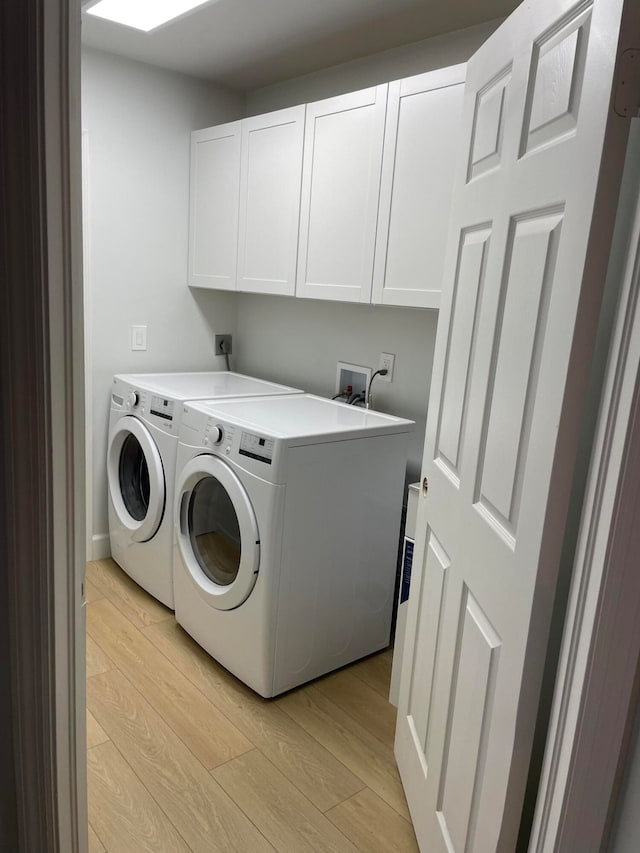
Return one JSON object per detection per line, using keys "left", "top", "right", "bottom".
{"left": 530, "top": 120, "right": 640, "bottom": 851}
{"left": 1, "top": 0, "right": 86, "bottom": 850}
{"left": 3, "top": 0, "right": 640, "bottom": 850}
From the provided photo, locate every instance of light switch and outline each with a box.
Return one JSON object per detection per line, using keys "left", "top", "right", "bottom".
{"left": 131, "top": 325, "right": 147, "bottom": 351}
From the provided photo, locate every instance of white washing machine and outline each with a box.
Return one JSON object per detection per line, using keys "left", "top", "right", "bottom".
{"left": 107, "top": 372, "right": 302, "bottom": 609}
{"left": 173, "top": 393, "right": 414, "bottom": 697}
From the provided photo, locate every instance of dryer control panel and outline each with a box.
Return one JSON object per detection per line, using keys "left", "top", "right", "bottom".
{"left": 239, "top": 432, "right": 274, "bottom": 465}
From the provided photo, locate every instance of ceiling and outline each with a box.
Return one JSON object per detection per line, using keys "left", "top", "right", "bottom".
{"left": 81, "top": 0, "right": 521, "bottom": 91}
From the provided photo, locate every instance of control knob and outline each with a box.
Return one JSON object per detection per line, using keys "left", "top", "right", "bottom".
{"left": 209, "top": 425, "right": 224, "bottom": 445}
{"left": 126, "top": 391, "right": 139, "bottom": 409}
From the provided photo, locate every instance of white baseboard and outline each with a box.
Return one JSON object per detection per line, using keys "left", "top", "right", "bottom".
{"left": 91, "top": 534, "right": 111, "bottom": 562}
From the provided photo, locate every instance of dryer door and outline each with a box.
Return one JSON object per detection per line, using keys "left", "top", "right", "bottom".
{"left": 176, "top": 455, "right": 260, "bottom": 611}
{"left": 107, "top": 416, "right": 165, "bottom": 543}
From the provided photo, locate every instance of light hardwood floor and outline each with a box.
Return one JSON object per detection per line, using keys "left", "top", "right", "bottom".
{"left": 86, "top": 558, "right": 418, "bottom": 852}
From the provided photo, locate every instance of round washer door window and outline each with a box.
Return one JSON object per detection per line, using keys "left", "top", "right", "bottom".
{"left": 188, "top": 476, "right": 242, "bottom": 586}
{"left": 107, "top": 416, "right": 165, "bottom": 542}
{"left": 176, "top": 455, "right": 259, "bottom": 610}
{"left": 119, "top": 432, "right": 151, "bottom": 521}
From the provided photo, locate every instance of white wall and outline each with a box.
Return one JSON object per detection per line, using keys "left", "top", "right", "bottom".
{"left": 237, "top": 23, "right": 496, "bottom": 488}
{"left": 245, "top": 20, "right": 499, "bottom": 115}
{"left": 82, "top": 48, "right": 244, "bottom": 555}
{"left": 235, "top": 294, "right": 437, "bottom": 487}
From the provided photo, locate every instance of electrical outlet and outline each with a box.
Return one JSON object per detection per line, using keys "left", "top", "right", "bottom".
{"left": 215, "top": 334, "right": 233, "bottom": 355}
{"left": 379, "top": 352, "right": 395, "bottom": 381}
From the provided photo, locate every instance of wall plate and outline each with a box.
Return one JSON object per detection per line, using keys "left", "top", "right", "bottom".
{"left": 379, "top": 352, "right": 395, "bottom": 381}
{"left": 336, "top": 361, "right": 372, "bottom": 399}
{"left": 131, "top": 325, "right": 147, "bottom": 351}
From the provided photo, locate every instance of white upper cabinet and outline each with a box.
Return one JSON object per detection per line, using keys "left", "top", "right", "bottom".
{"left": 237, "top": 106, "right": 305, "bottom": 296}
{"left": 296, "top": 85, "right": 388, "bottom": 303}
{"left": 188, "top": 121, "right": 241, "bottom": 290}
{"left": 372, "top": 66, "right": 466, "bottom": 309}
{"left": 188, "top": 67, "right": 466, "bottom": 308}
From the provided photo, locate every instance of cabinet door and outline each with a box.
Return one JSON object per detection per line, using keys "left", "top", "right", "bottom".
{"left": 296, "top": 85, "right": 387, "bottom": 303}
{"left": 188, "top": 121, "right": 241, "bottom": 290}
{"left": 372, "top": 66, "right": 465, "bottom": 309}
{"left": 237, "top": 106, "right": 305, "bottom": 296}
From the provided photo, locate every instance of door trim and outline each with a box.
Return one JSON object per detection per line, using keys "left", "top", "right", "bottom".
{"left": 1, "top": 0, "right": 85, "bottom": 850}
{"left": 531, "top": 114, "right": 640, "bottom": 851}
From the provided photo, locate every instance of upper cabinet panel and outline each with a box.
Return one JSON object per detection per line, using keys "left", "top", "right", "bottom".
{"left": 372, "top": 65, "right": 466, "bottom": 309}
{"left": 296, "top": 85, "right": 388, "bottom": 303}
{"left": 237, "top": 106, "right": 305, "bottom": 297}
{"left": 188, "top": 122, "right": 241, "bottom": 290}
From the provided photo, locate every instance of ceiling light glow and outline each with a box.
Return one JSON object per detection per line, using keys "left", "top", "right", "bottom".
{"left": 85, "top": 0, "right": 212, "bottom": 32}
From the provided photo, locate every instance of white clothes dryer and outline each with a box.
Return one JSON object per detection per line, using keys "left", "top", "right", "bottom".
{"left": 107, "top": 372, "right": 302, "bottom": 608}
{"left": 173, "top": 394, "right": 414, "bottom": 697}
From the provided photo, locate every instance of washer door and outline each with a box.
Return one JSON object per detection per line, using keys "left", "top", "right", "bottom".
{"left": 176, "top": 455, "right": 260, "bottom": 611}
{"left": 107, "top": 416, "right": 165, "bottom": 543}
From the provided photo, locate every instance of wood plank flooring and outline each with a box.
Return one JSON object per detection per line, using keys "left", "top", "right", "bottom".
{"left": 86, "top": 558, "right": 417, "bottom": 852}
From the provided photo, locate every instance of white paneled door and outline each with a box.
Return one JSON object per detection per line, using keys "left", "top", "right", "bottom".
{"left": 395, "top": 0, "right": 631, "bottom": 850}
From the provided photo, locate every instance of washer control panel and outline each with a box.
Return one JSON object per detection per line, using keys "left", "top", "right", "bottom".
{"left": 150, "top": 395, "right": 175, "bottom": 422}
